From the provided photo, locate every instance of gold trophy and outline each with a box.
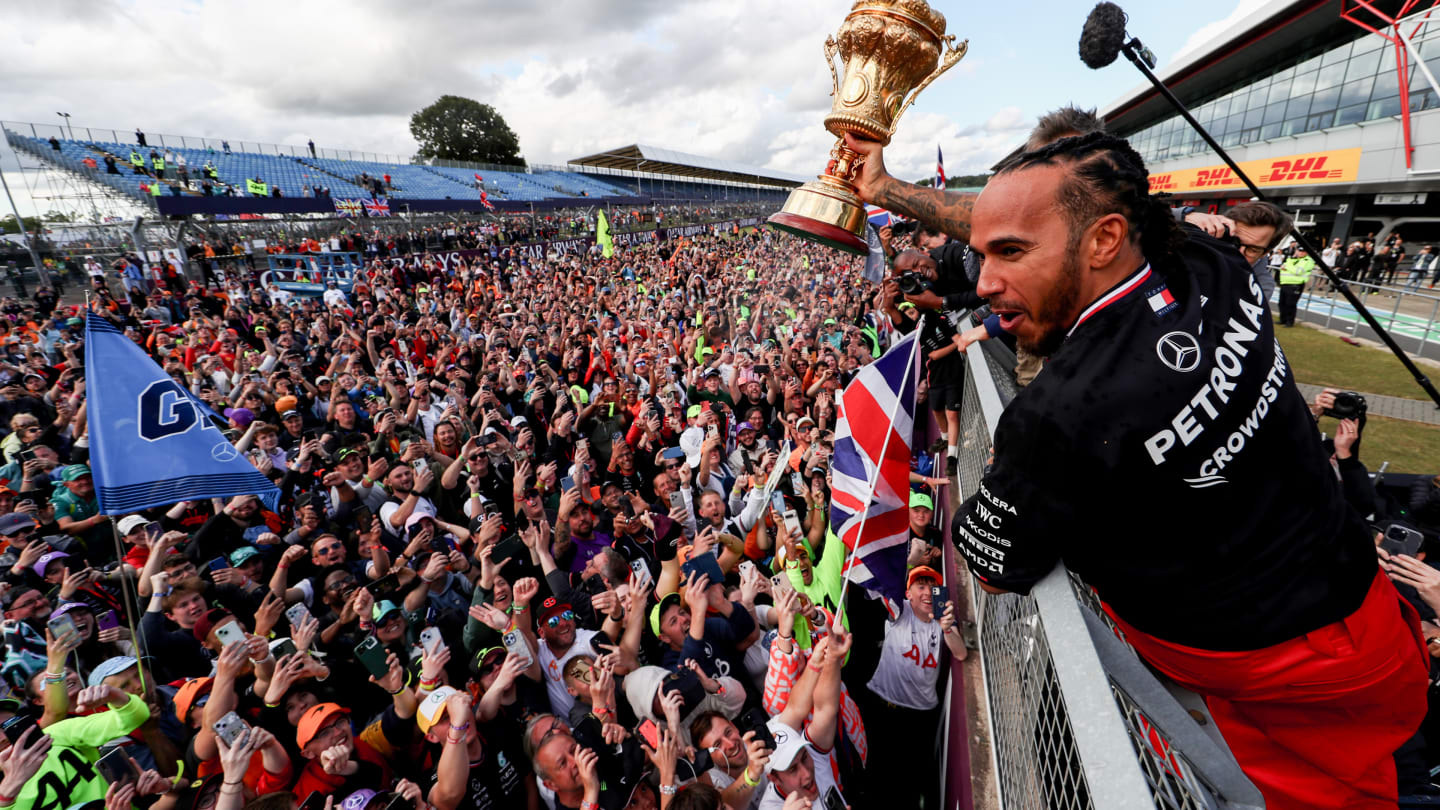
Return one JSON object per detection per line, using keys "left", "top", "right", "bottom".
{"left": 768, "top": 0, "right": 967, "bottom": 254}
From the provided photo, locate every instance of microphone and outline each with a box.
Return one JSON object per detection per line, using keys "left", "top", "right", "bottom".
{"left": 1079, "top": 2, "right": 1129, "bottom": 69}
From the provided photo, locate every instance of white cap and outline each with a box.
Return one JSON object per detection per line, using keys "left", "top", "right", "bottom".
{"left": 768, "top": 722, "right": 812, "bottom": 771}
{"left": 117, "top": 515, "right": 149, "bottom": 536}
{"left": 680, "top": 427, "right": 705, "bottom": 468}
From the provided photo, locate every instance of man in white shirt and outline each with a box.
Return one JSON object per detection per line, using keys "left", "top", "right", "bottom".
{"left": 861, "top": 565, "right": 966, "bottom": 809}
{"left": 322, "top": 280, "right": 349, "bottom": 310}
{"left": 536, "top": 597, "right": 602, "bottom": 719}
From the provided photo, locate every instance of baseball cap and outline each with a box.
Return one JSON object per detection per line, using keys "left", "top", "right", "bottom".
{"left": 192, "top": 608, "right": 236, "bottom": 643}
{"left": 679, "top": 427, "right": 705, "bottom": 467}
{"left": 769, "top": 723, "right": 812, "bottom": 771}
{"left": 685, "top": 404, "right": 702, "bottom": 420}
{"left": 296, "top": 702, "right": 349, "bottom": 748}
{"left": 416, "top": 685, "right": 461, "bottom": 734}
{"left": 795, "top": 416, "right": 815, "bottom": 429}
{"left": 222, "top": 407, "right": 254, "bottom": 427}
{"left": 340, "top": 790, "right": 379, "bottom": 810}
{"left": 51, "top": 600, "right": 91, "bottom": 619}
{"left": 88, "top": 655, "right": 138, "bottom": 687}
{"left": 229, "top": 546, "right": 261, "bottom": 567}
{"left": 907, "top": 565, "right": 941, "bottom": 589}
{"left": 33, "top": 550, "right": 69, "bottom": 577}
{"left": 116, "top": 515, "right": 149, "bottom": 536}
{"left": 60, "top": 464, "right": 91, "bottom": 482}
{"left": 173, "top": 677, "right": 214, "bottom": 723}
{"left": 316, "top": 375, "right": 333, "bottom": 384}
{"left": 280, "top": 409, "right": 301, "bottom": 421}
{"left": 736, "top": 421, "right": 756, "bottom": 434}
{"left": 372, "top": 600, "right": 403, "bottom": 623}
{"left": 470, "top": 646, "right": 505, "bottom": 676}
{"left": 702, "top": 368, "right": 721, "bottom": 378}
{"left": 649, "top": 591, "right": 684, "bottom": 637}
{"left": 909, "top": 492, "right": 934, "bottom": 511}
{"left": 537, "top": 595, "right": 572, "bottom": 624}
{"left": 274, "top": 395, "right": 298, "bottom": 414}
{"left": 0, "top": 513, "right": 35, "bottom": 536}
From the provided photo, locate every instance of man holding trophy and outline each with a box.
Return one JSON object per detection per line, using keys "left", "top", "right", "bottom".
{"left": 767, "top": 2, "right": 1430, "bottom": 806}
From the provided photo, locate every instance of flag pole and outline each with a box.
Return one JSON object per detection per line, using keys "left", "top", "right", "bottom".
{"left": 831, "top": 317, "right": 923, "bottom": 632}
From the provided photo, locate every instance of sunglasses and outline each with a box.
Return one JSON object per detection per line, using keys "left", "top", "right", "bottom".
{"left": 545, "top": 610, "right": 576, "bottom": 629}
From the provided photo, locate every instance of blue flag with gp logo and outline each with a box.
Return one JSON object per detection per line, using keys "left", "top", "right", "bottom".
{"left": 84, "top": 316, "right": 280, "bottom": 515}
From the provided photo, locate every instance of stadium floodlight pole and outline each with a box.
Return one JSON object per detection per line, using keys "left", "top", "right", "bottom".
{"left": 1080, "top": 2, "right": 1440, "bottom": 409}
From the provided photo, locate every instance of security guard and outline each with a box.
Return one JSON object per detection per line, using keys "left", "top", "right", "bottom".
{"left": 129, "top": 150, "right": 144, "bottom": 174}
{"left": 847, "top": 131, "right": 1426, "bottom": 809}
{"left": 1277, "top": 246, "right": 1315, "bottom": 327}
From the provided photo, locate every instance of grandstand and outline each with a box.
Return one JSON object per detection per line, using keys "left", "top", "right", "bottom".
{"left": 2, "top": 121, "right": 797, "bottom": 219}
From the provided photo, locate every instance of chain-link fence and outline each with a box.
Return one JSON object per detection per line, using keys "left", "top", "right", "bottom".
{"left": 955, "top": 336, "right": 1264, "bottom": 810}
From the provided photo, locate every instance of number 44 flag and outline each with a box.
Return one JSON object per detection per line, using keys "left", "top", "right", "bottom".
{"left": 84, "top": 315, "right": 280, "bottom": 514}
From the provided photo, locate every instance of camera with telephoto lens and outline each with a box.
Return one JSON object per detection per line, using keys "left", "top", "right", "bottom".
{"left": 896, "top": 272, "right": 932, "bottom": 295}
{"left": 1323, "top": 391, "right": 1368, "bottom": 420}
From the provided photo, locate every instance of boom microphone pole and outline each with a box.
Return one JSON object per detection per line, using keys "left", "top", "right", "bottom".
{"left": 1080, "top": 2, "right": 1440, "bottom": 410}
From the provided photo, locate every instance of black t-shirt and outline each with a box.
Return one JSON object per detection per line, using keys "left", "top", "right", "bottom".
{"left": 952, "top": 228, "right": 1375, "bottom": 651}
{"left": 422, "top": 723, "right": 530, "bottom": 810}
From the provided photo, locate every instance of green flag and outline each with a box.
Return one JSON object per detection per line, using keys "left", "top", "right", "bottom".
{"left": 597, "top": 209, "right": 614, "bottom": 259}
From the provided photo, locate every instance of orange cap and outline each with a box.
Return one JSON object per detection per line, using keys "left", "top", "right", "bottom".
{"left": 907, "top": 566, "right": 942, "bottom": 589}
{"left": 296, "top": 702, "right": 349, "bottom": 749}
{"left": 173, "top": 677, "right": 214, "bottom": 723}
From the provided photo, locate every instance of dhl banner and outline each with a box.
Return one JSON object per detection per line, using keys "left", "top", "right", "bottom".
{"left": 1148, "top": 148, "right": 1362, "bottom": 194}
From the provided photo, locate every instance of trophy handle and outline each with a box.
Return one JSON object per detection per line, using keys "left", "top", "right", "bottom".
{"left": 824, "top": 35, "right": 841, "bottom": 97}
{"left": 889, "top": 37, "right": 970, "bottom": 136}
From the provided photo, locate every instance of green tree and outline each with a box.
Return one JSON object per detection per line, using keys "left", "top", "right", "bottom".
{"left": 0, "top": 214, "right": 41, "bottom": 235}
{"left": 410, "top": 96, "right": 525, "bottom": 167}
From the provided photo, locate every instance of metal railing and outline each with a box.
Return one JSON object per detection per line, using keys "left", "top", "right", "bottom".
{"left": 1293, "top": 275, "right": 1440, "bottom": 359}
{"left": 956, "top": 336, "right": 1264, "bottom": 810}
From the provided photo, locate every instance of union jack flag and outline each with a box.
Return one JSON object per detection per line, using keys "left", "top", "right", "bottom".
{"left": 865, "top": 204, "right": 891, "bottom": 228}
{"left": 936, "top": 144, "right": 946, "bottom": 189}
{"left": 364, "top": 197, "right": 391, "bottom": 217}
{"left": 480, "top": 191, "right": 495, "bottom": 211}
{"left": 831, "top": 327, "right": 921, "bottom": 616}
{"left": 333, "top": 199, "right": 362, "bottom": 217}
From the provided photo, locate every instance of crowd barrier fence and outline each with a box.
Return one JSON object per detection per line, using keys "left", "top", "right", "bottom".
{"left": 942, "top": 334, "right": 1265, "bottom": 810}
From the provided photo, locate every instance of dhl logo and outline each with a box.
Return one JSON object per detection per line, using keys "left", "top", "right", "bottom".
{"left": 1149, "top": 173, "right": 1177, "bottom": 191}
{"left": 1195, "top": 167, "right": 1240, "bottom": 188}
{"left": 1262, "top": 156, "right": 1343, "bottom": 183}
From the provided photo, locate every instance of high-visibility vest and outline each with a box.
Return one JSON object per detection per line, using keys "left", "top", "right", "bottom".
{"left": 1280, "top": 256, "right": 1315, "bottom": 286}
{"left": 153, "top": 157, "right": 165, "bottom": 171}
{"left": 129, "top": 152, "right": 143, "bottom": 167}
{"left": 150, "top": 182, "right": 162, "bottom": 197}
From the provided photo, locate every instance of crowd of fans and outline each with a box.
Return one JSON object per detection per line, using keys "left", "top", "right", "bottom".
{"left": 0, "top": 217, "right": 972, "bottom": 810}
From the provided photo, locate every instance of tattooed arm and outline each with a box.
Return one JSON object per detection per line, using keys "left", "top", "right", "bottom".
{"left": 844, "top": 133, "right": 978, "bottom": 243}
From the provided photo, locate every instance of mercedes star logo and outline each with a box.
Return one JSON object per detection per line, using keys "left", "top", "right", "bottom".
{"left": 211, "top": 441, "right": 241, "bottom": 462}
{"left": 1155, "top": 331, "right": 1202, "bottom": 373}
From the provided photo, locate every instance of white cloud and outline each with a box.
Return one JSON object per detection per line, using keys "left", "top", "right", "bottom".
{"left": 0, "top": 0, "right": 1014, "bottom": 184}
{"left": 1169, "top": 0, "right": 1271, "bottom": 67}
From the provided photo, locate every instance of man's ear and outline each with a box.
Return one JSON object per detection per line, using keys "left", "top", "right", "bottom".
{"left": 1086, "top": 212, "right": 1132, "bottom": 269}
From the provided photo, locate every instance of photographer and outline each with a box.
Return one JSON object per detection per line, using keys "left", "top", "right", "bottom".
{"left": 889, "top": 242, "right": 983, "bottom": 317}
{"left": 1309, "top": 388, "right": 1375, "bottom": 519}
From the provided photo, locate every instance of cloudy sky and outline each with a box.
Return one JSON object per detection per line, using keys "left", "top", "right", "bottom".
{"left": 1, "top": 0, "right": 1265, "bottom": 204}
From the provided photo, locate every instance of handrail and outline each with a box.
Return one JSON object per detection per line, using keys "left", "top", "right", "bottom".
{"left": 953, "top": 330, "right": 1263, "bottom": 810}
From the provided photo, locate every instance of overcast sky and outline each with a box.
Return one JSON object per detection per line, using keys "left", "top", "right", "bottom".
{"left": 1, "top": 0, "right": 1266, "bottom": 212}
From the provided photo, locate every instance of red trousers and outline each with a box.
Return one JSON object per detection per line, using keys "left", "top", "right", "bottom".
{"left": 1107, "top": 570, "right": 1429, "bottom": 809}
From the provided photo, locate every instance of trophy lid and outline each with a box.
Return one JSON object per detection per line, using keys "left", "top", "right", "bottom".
{"left": 845, "top": 0, "right": 947, "bottom": 44}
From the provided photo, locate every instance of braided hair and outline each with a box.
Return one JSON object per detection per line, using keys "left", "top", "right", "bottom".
{"left": 995, "top": 132, "right": 1185, "bottom": 272}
